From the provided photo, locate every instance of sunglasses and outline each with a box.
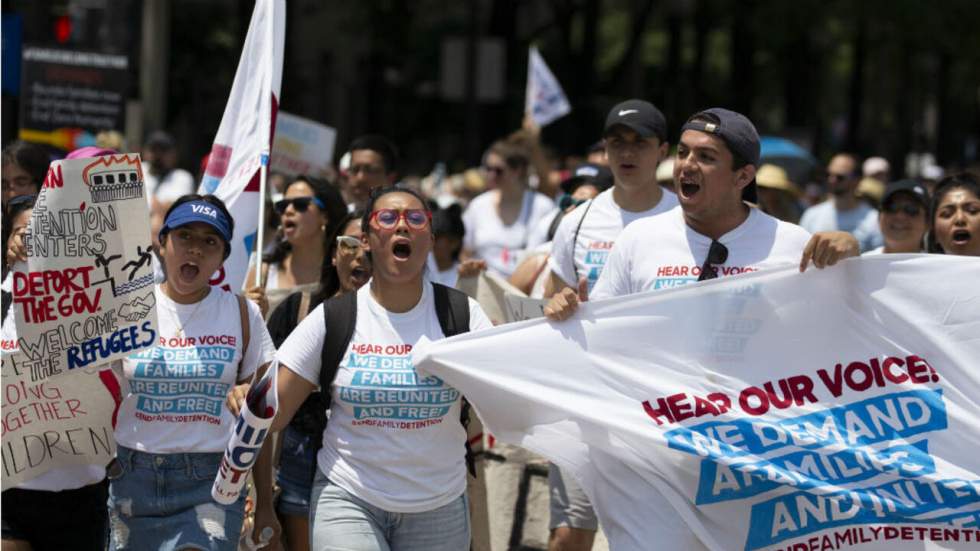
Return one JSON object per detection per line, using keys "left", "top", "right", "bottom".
{"left": 883, "top": 202, "right": 923, "bottom": 216}
{"left": 336, "top": 235, "right": 362, "bottom": 252}
{"left": 697, "top": 240, "right": 729, "bottom": 282}
{"left": 482, "top": 165, "right": 507, "bottom": 176}
{"left": 274, "top": 196, "right": 325, "bottom": 214}
{"left": 369, "top": 208, "right": 431, "bottom": 230}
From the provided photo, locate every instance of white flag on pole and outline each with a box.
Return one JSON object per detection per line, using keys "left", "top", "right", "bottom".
{"left": 415, "top": 256, "right": 980, "bottom": 551}
{"left": 525, "top": 46, "right": 571, "bottom": 127}
{"left": 198, "top": 0, "right": 285, "bottom": 292}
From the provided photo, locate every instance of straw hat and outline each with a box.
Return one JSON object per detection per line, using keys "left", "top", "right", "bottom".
{"left": 856, "top": 177, "right": 885, "bottom": 203}
{"left": 755, "top": 164, "right": 800, "bottom": 197}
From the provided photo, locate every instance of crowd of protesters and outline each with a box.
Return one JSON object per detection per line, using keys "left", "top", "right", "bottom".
{"left": 2, "top": 96, "right": 980, "bottom": 551}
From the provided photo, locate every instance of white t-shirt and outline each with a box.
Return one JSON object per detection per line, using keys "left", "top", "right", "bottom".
{"left": 115, "top": 286, "right": 275, "bottom": 453}
{"left": 593, "top": 206, "right": 812, "bottom": 300}
{"left": 526, "top": 210, "right": 559, "bottom": 250}
{"left": 144, "top": 165, "right": 196, "bottom": 205}
{"left": 549, "top": 188, "right": 679, "bottom": 292}
{"left": 1, "top": 302, "right": 106, "bottom": 491}
{"left": 276, "top": 283, "right": 493, "bottom": 513}
{"left": 863, "top": 246, "right": 884, "bottom": 255}
{"left": 799, "top": 200, "right": 882, "bottom": 252}
{"left": 462, "top": 190, "right": 556, "bottom": 278}
{"left": 426, "top": 254, "right": 459, "bottom": 288}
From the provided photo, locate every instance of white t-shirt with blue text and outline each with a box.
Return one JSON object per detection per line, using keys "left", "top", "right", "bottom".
{"left": 593, "top": 206, "right": 812, "bottom": 299}
{"left": 116, "top": 286, "right": 275, "bottom": 453}
{"left": 549, "top": 188, "right": 678, "bottom": 292}
{"left": 276, "top": 283, "right": 493, "bottom": 513}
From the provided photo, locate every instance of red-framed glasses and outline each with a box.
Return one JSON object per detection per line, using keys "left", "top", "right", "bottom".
{"left": 368, "top": 208, "right": 431, "bottom": 230}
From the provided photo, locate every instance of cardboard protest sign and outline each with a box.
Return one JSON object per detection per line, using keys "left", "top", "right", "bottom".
{"left": 416, "top": 256, "right": 980, "bottom": 551}
{"left": 213, "top": 363, "right": 278, "bottom": 504}
{"left": 456, "top": 271, "right": 527, "bottom": 326}
{"left": 1, "top": 355, "right": 120, "bottom": 490}
{"left": 271, "top": 111, "right": 337, "bottom": 177}
{"left": 8, "top": 154, "right": 158, "bottom": 384}
{"left": 503, "top": 294, "right": 546, "bottom": 322}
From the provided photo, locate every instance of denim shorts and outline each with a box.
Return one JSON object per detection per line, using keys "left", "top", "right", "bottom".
{"left": 107, "top": 446, "right": 247, "bottom": 551}
{"left": 276, "top": 424, "right": 318, "bottom": 517}
{"left": 310, "top": 468, "right": 470, "bottom": 551}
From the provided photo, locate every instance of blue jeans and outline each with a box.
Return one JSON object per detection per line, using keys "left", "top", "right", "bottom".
{"left": 108, "top": 446, "right": 247, "bottom": 551}
{"left": 309, "top": 468, "right": 470, "bottom": 551}
{"left": 276, "top": 425, "right": 318, "bottom": 517}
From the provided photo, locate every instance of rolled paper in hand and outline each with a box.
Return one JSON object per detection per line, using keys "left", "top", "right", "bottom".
{"left": 212, "top": 363, "right": 279, "bottom": 504}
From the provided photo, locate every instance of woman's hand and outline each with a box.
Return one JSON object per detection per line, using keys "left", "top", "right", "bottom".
{"left": 457, "top": 259, "right": 487, "bottom": 279}
{"left": 247, "top": 496, "right": 283, "bottom": 550}
{"left": 226, "top": 383, "right": 250, "bottom": 417}
{"left": 245, "top": 286, "right": 269, "bottom": 318}
{"left": 6, "top": 227, "right": 28, "bottom": 267}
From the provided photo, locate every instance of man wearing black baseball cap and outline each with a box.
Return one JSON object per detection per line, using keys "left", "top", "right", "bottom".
{"left": 546, "top": 99, "right": 678, "bottom": 298}
{"left": 543, "top": 107, "right": 860, "bottom": 548}
{"left": 866, "top": 179, "right": 930, "bottom": 254}
{"left": 544, "top": 99, "right": 678, "bottom": 551}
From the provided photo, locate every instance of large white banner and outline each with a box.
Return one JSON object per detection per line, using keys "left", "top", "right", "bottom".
{"left": 415, "top": 256, "right": 980, "bottom": 551}
{"left": 199, "top": 0, "right": 285, "bottom": 292}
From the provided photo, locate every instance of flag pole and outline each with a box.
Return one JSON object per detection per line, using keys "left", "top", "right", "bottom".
{"left": 254, "top": 151, "right": 269, "bottom": 289}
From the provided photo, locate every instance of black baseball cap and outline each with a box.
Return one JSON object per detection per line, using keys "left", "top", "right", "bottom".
{"left": 882, "top": 179, "right": 929, "bottom": 208}
{"left": 560, "top": 163, "right": 614, "bottom": 195}
{"left": 604, "top": 99, "right": 667, "bottom": 143}
{"left": 681, "top": 108, "right": 761, "bottom": 203}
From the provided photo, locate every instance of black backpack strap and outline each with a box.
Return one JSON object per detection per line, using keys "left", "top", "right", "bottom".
{"left": 570, "top": 198, "right": 594, "bottom": 282}
{"left": 308, "top": 291, "right": 357, "bottom": 483}
{"left": 432, "top": 282, "right": 470, "bottom": 337}
{"left": 320, "top": 291, "right": 357, "bottom": 399}
{"left": 432, "top": 283, "right": 478, "bottom": 477}
{"left": 1, "top": 291, "right": 11, "bottom": 323}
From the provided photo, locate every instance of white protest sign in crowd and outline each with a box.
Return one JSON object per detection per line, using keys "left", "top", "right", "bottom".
{"left": 7, "top": 154, "right": 158, "bottom": 382}
{"left": 1, "top": 153, "right": 155, "bottom": 488}
{"left": 416, "top": 256, "right": 980, "bottom": 551}
{"left": 0, "top": 365, "right": 120, "bottom": 490}
{"left": 271, "top": 111, "right": 337, "bottom": 178}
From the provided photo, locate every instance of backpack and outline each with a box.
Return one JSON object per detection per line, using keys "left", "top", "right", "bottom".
{"left": 314, "top": 282, "right": 476, "bottom": 477}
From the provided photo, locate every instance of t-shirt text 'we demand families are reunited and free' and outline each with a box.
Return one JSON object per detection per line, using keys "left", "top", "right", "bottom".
{"left": 126, "top": 334, "right": 238, "bottom": 425}
{"left": 641, "top": 354, "right": 980, "bottom": 551}
{"left": 338, "top": 342, "right": 458, "bottom": 430}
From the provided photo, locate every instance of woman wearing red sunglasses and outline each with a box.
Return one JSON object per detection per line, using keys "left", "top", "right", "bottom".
{"left": 263, "top": 186, "right": 494, "bottom": 550}
{"left": 245, "top": 176, "right": 347, "bottom": 317}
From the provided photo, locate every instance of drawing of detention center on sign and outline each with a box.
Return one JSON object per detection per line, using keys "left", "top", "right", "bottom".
{"left": 8, "top": 153, "right": 158, "bottom": 384}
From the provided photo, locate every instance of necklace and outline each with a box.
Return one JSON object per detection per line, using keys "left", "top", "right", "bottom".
{"left": 163, "top": 286, "right": 211, "bottom": 337}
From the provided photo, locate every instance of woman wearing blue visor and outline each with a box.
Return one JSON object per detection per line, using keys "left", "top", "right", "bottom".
{"left": 108, "top": 194, "right": 275, "bottom": 551}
